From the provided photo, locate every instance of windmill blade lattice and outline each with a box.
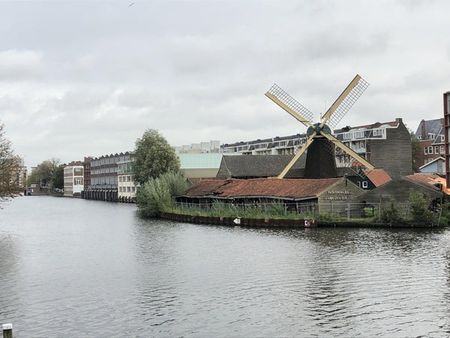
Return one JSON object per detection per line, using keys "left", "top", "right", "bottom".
{"left": 266, "top": 84, "right": 315, "bottom": 124}
{"left": 326, "top": 77, "right": 369, "bottom": 129}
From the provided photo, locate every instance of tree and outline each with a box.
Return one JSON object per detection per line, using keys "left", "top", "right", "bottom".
{"left": 408, "top": 190, "right": 436, "bottom": 225}
{"left": 410, "top": 131, "right": 421, "bottom": 172}
{"left": 27, "top": 158, "right": 60, "bottom": 190}
{"left": 0, "top": 123, "right": 22, "bottom": 199}
{"left": 132, "top": 129, "right": 180, "bottom": 184}
{"left": 52, "top": 164, "right": 64, "bottom": 190}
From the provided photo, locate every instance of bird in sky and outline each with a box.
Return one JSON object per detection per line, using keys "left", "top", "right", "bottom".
{"left": 128, "top": 2, "right": 135, "bottom": 7}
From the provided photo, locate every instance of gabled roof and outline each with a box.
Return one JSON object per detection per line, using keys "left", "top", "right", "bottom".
{"left": 415, "top": 118, "right": 444, "bottom": 139}
{"left": 419, "top": 157, "right": 445, "bottom": 170}
{"left": 182, "top": 177, "right": 342, "bottom": 200}
{"left": 364, "top": 169, "right": 392, "bottom": 187}
{"left": 218, "top": 154, "right": 306, "bottom": 178}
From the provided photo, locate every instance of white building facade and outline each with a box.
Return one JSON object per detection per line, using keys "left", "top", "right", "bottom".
{"left": 64, "top": 164, "right": 84, "bottom": 197}
{"left": 117, "top": 156, "right": 138, "bottom": 202}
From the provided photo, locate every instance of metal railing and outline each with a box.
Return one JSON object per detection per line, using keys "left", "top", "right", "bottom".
{"left": 171, "top": 201, "right": 415, "bottom": 222}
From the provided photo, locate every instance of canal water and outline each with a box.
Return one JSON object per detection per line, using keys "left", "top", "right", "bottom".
{"left": 1, "top": 196, "right": 450, "bottom": 337}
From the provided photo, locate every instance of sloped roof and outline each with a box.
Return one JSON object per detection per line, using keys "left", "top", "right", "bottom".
{"left": 182, "top": 177, "right": 341, "bottom": 200}
{"left": 415, "top": 118, "right": 444, "bottom": 139}
{"left": 419, "top": 157, "right": 445, "bottom": 170}
{"left": 218, "top": 154, "right": 306, "bottom": 178}
{"left": 364, "top": 169, "right": 392, "bottom": 187}
{"left": 403, "top": 173, "right": 447, "bottom": 193}
{"left": 334, "top": 119, "right": 400, "bottom": 133}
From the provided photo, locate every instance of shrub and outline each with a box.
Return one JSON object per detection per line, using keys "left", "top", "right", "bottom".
{"left": 381, "top": 201, "right": 403, "bottom": 225}
{"left": 136, "top": 171, "right": 188, "bottom": 218}
{"left": 408, "top": 190, "right": 437, "bottom": 226}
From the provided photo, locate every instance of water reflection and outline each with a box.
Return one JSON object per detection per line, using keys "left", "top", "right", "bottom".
{"left": 0, "top": 197, "right": 450, "bottom": 337}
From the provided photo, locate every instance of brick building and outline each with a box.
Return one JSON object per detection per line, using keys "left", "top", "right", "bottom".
{"left": 414, "top": 118, "right": 445, "bottom": 169}
{"left": 83, "top": 152, "right": 131, "bottom": 202}
{"left": 83, "top": 157, "right": 92, "bottom": 191}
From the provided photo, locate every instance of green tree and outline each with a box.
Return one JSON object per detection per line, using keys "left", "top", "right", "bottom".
{"left": 27, "top": 158, "right": 60, "bottom": 189}
{"left": 408, "top": 190, "right": 436, "bottom": 225}
{"left": 410, "top": 131, "right": 420, "bottom": 172}
{"left": 132, "top": 129, "right": 180, "bottom": 185}
{"left": 52, "top": 164, "right": 64, "bottom": 190}
{"left": 0, "top": 123, "right": 22, "bottom": 199}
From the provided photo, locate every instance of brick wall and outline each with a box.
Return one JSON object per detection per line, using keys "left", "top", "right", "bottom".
{"left": 367, "top": 119, "right": 412, "bottom": 179}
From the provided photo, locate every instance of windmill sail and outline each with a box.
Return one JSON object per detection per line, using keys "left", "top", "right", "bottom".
{"left": 321, "top": 75, "right": 369, "bottom": 129}
{"left": 265, "top": 84, "right": 315, "bottom": 127}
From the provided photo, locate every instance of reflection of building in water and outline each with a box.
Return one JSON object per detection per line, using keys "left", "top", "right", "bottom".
{"left": 64, "top": 161, "right": 84, "bottom": 197}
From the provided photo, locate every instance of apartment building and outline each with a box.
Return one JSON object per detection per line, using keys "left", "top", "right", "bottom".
{"left": 83, "top": 152, "right": 131, "bottom": 202}
{"left": 64, "top": 162, "right": 84, "bottom": 197}
{"left": 221, "top": 134, "right": 304, "bottom": 155}
{"left": 117, "top": 154, "right": 138, "bottom": 202}
{"left": 221, "top": 118, "right": 412, "bottom": 179}
{"left": 175, "top": 140, "right": 221, "bottom": 154}
{"left": 83, "top": 157, "right": 92, "bottom": 191}
{"left": 414, "top": 118, "right": 445, "bottom": 168}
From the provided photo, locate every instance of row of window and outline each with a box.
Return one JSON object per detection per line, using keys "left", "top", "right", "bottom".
{"left": 119, "top": 175, "right": 133, "bottom": 182}
{"left": 424, "top": 145, "right": 445, "bottom": 155}
{"left": 418, "top": 134, "right": 445, "bottom": 142}
{"left": 91, "top": 167, "right": 117, "bottom": 175}
{"left": 119, "top": 186, "right": 136, "bottom": 193}
{"left": 341, "top": 128, "right": 384, "bottom": 140}
{"left": 91, "top": 177, "right": 117, "bottom": 185}
{"left": 91, "top": 155, "right": 130, "bottom": 167}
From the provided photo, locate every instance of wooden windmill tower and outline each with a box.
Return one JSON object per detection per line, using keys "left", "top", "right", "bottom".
{"left": 265, "top": 74, "right": 375, "bottom": 179}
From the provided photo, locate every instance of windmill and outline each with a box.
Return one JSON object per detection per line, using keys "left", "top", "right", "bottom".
{"left": 265, "top": 74, "right": 375, "bottom": 179}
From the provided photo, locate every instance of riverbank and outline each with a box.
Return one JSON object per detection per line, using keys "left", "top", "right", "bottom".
{"left": 160, "top": 212, "right": 444, "bottom": 228}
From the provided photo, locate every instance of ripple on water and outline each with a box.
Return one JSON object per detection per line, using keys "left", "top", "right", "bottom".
{"left": 1, "top": 197, "right": 450, "bottom": 337}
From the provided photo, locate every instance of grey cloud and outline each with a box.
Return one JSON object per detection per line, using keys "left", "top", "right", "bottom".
{"left": 0, "top": 0, "right": 449, "bottom": 166}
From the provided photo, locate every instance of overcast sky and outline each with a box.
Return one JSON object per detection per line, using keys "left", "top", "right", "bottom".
{"left": 1, "top": 0, "right": 449, "bottom": 166}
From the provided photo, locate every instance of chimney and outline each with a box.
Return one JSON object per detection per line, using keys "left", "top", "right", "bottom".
{"left": 420, "top": 119, "right": 426, "bottom": 140}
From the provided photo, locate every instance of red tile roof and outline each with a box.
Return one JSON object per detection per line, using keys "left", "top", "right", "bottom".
{"left": 183, "top": 178, "right": 341, "bottom": 200}
{"left": 404, "top": 173, "right": 447, "bottom": 193}
{"left": 364, "top": 169, "right": 392, "bottom": 187}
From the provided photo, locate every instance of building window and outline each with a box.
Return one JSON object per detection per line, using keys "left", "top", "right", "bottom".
{"left": 132, "top": 187, "right": 135, "bottom": 192}
{"left": 127, "top": 186, "right": 131, "bottom": 192}
{"left": 127, "top": 176, "right": 131, "bottom": 182}
{"left": 440, "top": 146, "right": 445, "bottom": 154}
{"left": 435, "top": 146, "right": 439, "bottom": 154}
{"left": 362, "top": 181, "right": 368, "bottom": 189}
{"left": 372, "top": 128, "right": 384, "bottom": 137}
{"left": 354, "top": 131, "right": 364, "bottom": 139}
{"left": 440, "top": 135, "right": 445, "bottom": 143}
{"left": 343, "top": 132, "right": 352, "bottom": 140}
